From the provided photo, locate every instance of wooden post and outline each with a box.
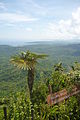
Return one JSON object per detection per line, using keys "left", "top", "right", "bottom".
{"left": 48, "top": 84, "right": 52, "bottom": 94}
{"left": 3, "top": 107, "right": 7, "bottom": 120}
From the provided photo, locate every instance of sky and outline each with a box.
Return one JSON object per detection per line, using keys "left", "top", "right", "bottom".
{"left": 0, "top": 0, "right": 80, "bottom": 42}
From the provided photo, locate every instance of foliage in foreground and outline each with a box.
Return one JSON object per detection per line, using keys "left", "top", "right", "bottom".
{"left": 1, "top": 91, "right": 80, "bottom": 120}
{"left": 0, "top": 62, "right": 80, "bottom": 120}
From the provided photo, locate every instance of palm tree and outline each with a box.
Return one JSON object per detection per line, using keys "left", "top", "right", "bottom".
{"left": 10, "top": 50, "right": 47, "bottom": 120}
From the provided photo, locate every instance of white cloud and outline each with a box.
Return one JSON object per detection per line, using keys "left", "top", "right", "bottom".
{"left": 0, "top": 2, "right": 7, "bottom": 10}
{"left": 21, "top": 0, "right": 47, "bottom": 16}
{"left": 5, "top": 23, "right": 16, "bottom": 27}
{"left": 0, "top": 13, "right": 38, "bottom": 23}
{"left": 72, "top": 7, "right": 80, "bottom": 24}
{"left": 46, "top": 7, "right": 80, "bottom": 40}
{"left": 26, "top": 28, "right": 32, "bottom": 32}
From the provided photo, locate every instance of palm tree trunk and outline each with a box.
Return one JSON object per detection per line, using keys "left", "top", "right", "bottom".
{"left": 28, "top": 68, "right": 34, "bottom": 120}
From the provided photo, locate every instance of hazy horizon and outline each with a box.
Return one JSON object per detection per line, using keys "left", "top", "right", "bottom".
{"left": 0, "top": 39, "right": 80, "bottom": 46}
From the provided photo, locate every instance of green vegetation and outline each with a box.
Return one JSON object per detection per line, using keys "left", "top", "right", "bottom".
{"left": 0, "top": 43, "right": 80, "bottom": 119}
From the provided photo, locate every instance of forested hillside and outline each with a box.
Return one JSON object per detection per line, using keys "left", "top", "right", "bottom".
{"left": 0, "top": 43, "right": 80, "bottom": 120}
{"left": 0, "top": 43, "right": 80, "bottom": 96}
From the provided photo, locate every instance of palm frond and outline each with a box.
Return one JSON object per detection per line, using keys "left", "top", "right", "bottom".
{"left": 10, "top": 50, "right": 48, "bottom": 70}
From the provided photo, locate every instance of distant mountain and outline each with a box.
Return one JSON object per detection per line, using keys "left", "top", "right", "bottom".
{"left": 0, "top": 42, "right": 80, "bottom": 69}
{"left": 0, "top": 43, "right": 80, "bottom": 96}
{"left": 0, "top": 39, "right": 80, "bottom": 46}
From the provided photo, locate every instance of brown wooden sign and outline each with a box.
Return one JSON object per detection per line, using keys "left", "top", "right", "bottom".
{"left": 47, "top": 85, "right": 80, "bottom": 106}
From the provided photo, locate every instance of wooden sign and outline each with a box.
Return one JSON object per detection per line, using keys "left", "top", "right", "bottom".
{"left": 47, "top": 85, "right": 80, "bottom": 106}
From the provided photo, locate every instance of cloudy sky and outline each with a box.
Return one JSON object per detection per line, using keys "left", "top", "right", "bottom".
{"left": 0, "top": 0, "right": 80, "bottom": 41}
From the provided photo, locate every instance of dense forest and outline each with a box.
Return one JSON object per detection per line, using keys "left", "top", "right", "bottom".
{"left": 0, "top": 43, "right": 80, "bottom": 120}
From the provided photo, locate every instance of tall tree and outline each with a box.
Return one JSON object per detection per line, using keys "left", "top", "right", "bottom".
{"left": 10, "top": 50, "right": 47, "bottom": 120}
